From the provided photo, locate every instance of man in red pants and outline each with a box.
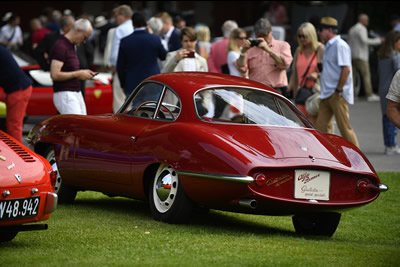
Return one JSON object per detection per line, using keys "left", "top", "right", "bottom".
{"left": 0, "top": 46, "right": 32, "bottom": 142}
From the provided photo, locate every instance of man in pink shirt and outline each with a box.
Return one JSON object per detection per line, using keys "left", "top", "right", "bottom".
{"left": 237, "top": 18, "right": 292, "bottom": 96}
{"left": 207, "top": 20, "right": 238, "bottom": 73}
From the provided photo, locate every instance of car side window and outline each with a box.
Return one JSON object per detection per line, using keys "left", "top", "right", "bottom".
{"left": 121, "top": 83, "right": 164, "bottom": 118}
{"left": 156, "top": 89, "right": 181, "bottom": 121}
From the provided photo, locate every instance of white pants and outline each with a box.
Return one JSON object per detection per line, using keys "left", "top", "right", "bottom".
{"left": 53, "top": 91, "right": 87, "bottom": 115}
{"left": 112, "top": 73, "right": 126, "bottom": 113}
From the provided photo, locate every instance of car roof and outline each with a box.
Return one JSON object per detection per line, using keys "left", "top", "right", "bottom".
{"left": 144, "top": 72, "right": 277, "bottom": 97}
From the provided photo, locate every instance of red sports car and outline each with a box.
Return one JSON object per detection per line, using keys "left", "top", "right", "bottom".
{"left": 0, "top": 130, "right": 57, "bottom": 242}
{"left": 27, "top": 72, "right": 388, "bottom": 237}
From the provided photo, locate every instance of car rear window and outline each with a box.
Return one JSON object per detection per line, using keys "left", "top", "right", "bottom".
{"left": 195, "top": 88, "right": 307, "bottom": 127}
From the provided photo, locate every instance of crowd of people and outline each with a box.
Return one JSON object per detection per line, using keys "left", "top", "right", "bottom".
{"left": 1, "top": 5, "right": 400, "bottom": 156}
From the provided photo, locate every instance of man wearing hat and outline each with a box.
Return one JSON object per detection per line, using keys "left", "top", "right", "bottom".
{"left": 316, "top": 17, "right": 360, "bottom": 148}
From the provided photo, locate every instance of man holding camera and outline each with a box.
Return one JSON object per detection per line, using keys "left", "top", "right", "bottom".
{"left": 237, "top": 18, "right": 292, "bottom": 96}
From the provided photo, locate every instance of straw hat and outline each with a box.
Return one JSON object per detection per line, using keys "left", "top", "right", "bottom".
{"left": 320, "top": 17, "right": 338, "bottom": 28}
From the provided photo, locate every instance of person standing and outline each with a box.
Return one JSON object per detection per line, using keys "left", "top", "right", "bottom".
{"left": 117, "top": 12, "right": 167, "bottom": 97}
{"left": 288, "top": 22, "right": 324, "bottom": 126}
{"left": 162, "top": 27, "right": 207, "bottom": 73}
{"left": 226, "top": 27, "right": 247, "bottom": 77}
{"left": 237, "top": 18, "right": 292, "bottom": 96}
{"left": 377, "top": 31, "right": 400, "bottom": 155}
{"left": 0, "top": 46, "right": 32, "bottom": 142}
{"left": 316, "top": 17, "right": 360, "bottom": 148}
{"left": 109, "top": 5, "right": 134, "bottom": 113}
{"left": 348, "top": 14, "right": 382, "bottom": 101}
{"left": 0, "top": 12, "right": 23, "bottom": 51}
{"left": 387, "top": 69, "right": 400, "bottom": 130}
{"left": 157, "top": 12, "right": 181, "bottom": 53}
{"left": 49, "top": 19, "right": 96, "bottom": 115}
{"left": 33, "top": 15, "right": 75, "bottom": 71}
{"left": 207, "top": 20, "right": 238, "bottom": 74}
{"left": 30, "top": 18, "right": 51, "bottom": 50}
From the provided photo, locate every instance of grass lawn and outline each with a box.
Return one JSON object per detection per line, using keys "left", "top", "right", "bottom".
{"left": 1, "top": 172, "right": 399, "bottom": 266}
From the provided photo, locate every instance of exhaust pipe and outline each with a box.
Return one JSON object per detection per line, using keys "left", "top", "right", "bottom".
{"left": 0, "top": 224, "right": 48, "bottom": 233}
{"left": 239, "top": 199, "right": 258, "bottom": 209}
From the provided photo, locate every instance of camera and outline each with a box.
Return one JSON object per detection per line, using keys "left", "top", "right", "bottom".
{"left": 250, "top": 39, "right": 260, "bottom": 47}
{"left": 187, "top": 51, "right": 195, "bottom": 58}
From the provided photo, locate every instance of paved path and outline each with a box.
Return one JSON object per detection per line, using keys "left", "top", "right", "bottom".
{"left": 348, "top": 98, "right": 400, "bottom": 172}
{"left": 22, "top": 97, "right": 399, "bottom": 173}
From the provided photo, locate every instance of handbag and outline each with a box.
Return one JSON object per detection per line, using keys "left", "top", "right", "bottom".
{"left": 305, "top": 92, "right": 320, "bottom": 116}
{"left": 294, "top": 48, "right": 319, "bottom": 105}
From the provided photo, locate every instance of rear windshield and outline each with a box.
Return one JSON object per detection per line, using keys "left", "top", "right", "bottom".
{"left": 194, "top": 88, "right": 307, "bottom": 127}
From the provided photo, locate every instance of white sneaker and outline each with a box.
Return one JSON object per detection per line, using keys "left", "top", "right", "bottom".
{"left": 385, "top": 146, "right": 400, "bottom": 155}
{"left": 367, "top": 94, "right": 380, "bottom": 102}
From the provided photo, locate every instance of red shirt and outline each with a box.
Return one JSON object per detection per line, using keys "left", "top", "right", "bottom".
{"left": 31, "top": 27, "right": 51, "bottom": 45}
{"left": 49, "top": 35, "right": 81, "bottom": 92}
{"left": 207, "top": 38, "right": 229, "bottom": 73}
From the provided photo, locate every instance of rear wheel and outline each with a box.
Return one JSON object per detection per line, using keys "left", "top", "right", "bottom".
{"left": 292, "top": 212, "right": 341, "bottom": 237}
{"left": 149, "top": 164, "right": 194, "bottom": 223}
{"left": 44, "top": 146, "right": 77, "bottom": 204}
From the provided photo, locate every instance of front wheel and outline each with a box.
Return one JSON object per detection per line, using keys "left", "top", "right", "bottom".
{"left": 44, "top": 146, "right": 77, "bottom": 204}
{"left": 149, "top": 164, "right": 194, "bottom": 224}
{"left": 292, "top": 212, "right": 341, "bottom": 237}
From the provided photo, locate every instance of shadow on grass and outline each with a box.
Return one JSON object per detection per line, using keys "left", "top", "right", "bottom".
{"left": 70, "top": 195, "right": 298, "bottom": 238}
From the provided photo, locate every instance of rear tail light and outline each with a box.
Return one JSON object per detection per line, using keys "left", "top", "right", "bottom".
{"left": 357, "top": 179, "right": 389, "bottom": 193}
{"left": 50, "top": 171, "right": 57, "bottom": 187}
{"left": 255, "top": 173, "right": 266, "bottom": 187}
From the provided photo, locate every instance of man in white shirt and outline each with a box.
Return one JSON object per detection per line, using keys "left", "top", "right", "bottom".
{"left": 109, "top": 5, "right": 134, "bottom": 113}
{"left": 348, "top": 14, "right": 382, "bottom": 101}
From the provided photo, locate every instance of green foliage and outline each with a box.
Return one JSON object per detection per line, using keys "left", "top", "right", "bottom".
{"left": 1, "top": 173, "right": 399, "bottom": 266}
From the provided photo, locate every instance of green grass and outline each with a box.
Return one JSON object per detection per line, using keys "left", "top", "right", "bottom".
{"left": 1, "top": 173, "right": 399, "bottom": 266}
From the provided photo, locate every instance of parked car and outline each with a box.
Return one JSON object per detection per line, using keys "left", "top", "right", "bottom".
{"left": 0, "top": 130, "right": 57, "bottom": 242}
{"left": 0, "top": 52, "right": 113, "bottom": 130}
{"left": 27, "top": 72, "right": 387, "bottom": 237}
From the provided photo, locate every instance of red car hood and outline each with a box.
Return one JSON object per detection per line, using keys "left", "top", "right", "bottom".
{"left": 0, "top": 135, "right": 51, "bottom": 188}
{"left": 233, "top": 127, "right": 348, "bottom": 164}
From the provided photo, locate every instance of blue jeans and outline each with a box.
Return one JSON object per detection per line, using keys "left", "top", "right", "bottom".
{"left": 383, "top": 115, "right": 398, "bottom": 147}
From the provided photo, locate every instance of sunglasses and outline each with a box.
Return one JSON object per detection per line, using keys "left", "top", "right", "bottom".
{"left": 298, "top": 34, "right": 306, "bottom": 39}
{"left": 237, "top": 37, "right": 247, "bottom": 40}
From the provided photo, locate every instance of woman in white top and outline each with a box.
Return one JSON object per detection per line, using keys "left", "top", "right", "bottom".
{"left": 0, "top": 13, "right": 23, "bottom": 50}
{"left": 162, "top": 27, "right": 208, "bottom": 73}
{"left": 227, "top": 28, "right": 247, "bottom": 77}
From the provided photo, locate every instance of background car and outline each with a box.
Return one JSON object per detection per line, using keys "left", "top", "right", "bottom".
{"left": 0, "top": 130, "right": 57, "bottom": 242}
{"left": 0, "top": 52, "right": 113, "bottom": 131}
{"left": 28, "top": 72, "right": 387, "bottom": 237}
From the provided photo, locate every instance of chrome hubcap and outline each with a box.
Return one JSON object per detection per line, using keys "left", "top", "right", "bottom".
{"left": 153, "top": 165, "right": 178, "bottom": 213}
{"left": 45, "top": 149, "right": 62, "bottom": 193}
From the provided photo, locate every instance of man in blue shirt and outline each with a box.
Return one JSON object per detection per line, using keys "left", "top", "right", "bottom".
{"left": 316, "top": 17, "right": 360, "bottom": 148}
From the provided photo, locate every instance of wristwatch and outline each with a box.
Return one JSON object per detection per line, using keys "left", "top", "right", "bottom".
{"left": 335, "top": 88, "right": 343, "bottom": 93}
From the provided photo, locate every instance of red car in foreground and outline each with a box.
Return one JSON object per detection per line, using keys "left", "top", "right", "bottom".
{"left": 0, "top": 130, "right": 57, "bottom": 242}
{"left": 28, "top": 72, "right": 388, "bottom": 237}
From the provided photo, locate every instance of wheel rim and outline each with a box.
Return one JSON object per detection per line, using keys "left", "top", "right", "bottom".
{"left": 45, "top": 149, "right": 62, "bottom": 194}
{"left": 153, "top": 164, "right": 178, "bottom": 213}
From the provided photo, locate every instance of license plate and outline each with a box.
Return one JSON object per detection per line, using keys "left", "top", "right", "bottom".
{"left": 294, "top": 170, "right": 330, "bottom": 201}
{"left": 0, "top": 196, "right": 40, "bottom": 221}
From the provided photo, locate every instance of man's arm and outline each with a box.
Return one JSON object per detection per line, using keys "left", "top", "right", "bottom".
{"left": 50, "top": 59, "right": 95, "bottom": 81}
{"left": 336, "top": 66, "right": 351, "bottom": 91}
{"left": 387, "top": 100, "right": 400, "bottom": 129}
